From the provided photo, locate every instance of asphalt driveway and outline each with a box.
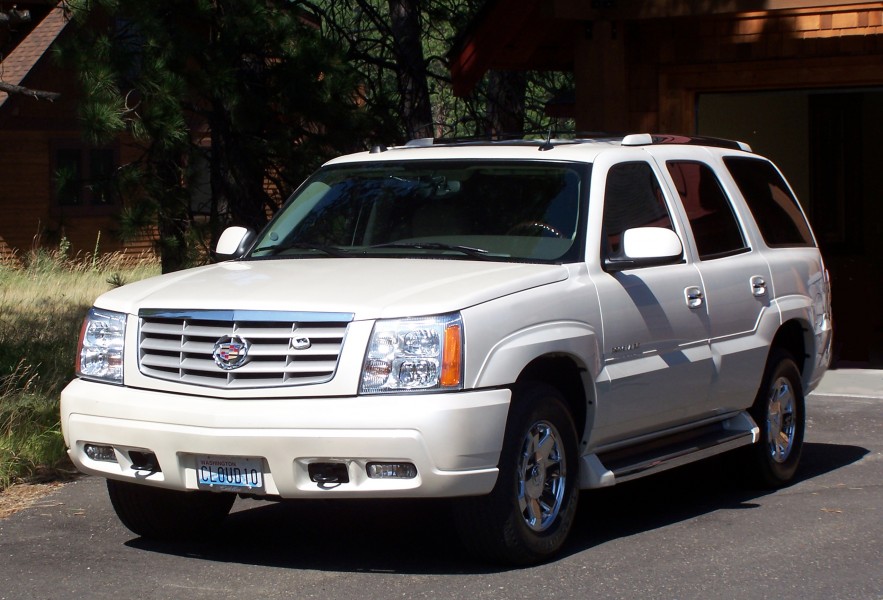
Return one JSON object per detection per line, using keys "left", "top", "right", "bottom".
{"left": 1, "top": 378, "right": 880, "bottom": 600}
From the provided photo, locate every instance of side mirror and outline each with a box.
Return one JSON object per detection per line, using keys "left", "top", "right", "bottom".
{"left": 604, "top": 227, "right": 683, "bottom": 272}
{"left": 214, "top": 226, "right": 255, "bottom": 261}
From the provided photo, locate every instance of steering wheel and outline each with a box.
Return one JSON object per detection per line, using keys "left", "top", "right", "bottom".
{"left": 506, "top": 221, "right": 563, "bottom": 238}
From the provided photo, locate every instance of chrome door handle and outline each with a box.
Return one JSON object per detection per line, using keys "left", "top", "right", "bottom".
{"left": 750, "top": 276, "right": 767, "bottom": 297}
{"left": 685, "top": 286, "right": 704, "bottom": 309}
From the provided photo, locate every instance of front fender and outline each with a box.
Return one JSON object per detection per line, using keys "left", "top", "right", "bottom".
{"left": 471, "top": 320, "right": 601, "bottom": 389}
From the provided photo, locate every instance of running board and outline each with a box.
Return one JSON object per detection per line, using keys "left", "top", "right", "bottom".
{"left": 579, "top": 411, "right": 759, "bottom": 489}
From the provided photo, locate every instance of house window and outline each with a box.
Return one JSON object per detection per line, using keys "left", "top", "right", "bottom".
{"left": 55, "top": 149, "right": 83, "bottom": 206}
{"left": 53, "top": 145, "right": 118, "bottom": 207}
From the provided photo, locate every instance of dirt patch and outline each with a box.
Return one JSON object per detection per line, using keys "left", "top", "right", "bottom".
{"left": 0, "top": 481, "right": 68, "bottom": 519}
{"left": 0, "top": 468, "right": 80, "bottom": 519}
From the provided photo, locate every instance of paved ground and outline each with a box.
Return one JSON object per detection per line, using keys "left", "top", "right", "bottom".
{"left": 0, "top": 372, "right": 880, "bottom": 600}
{"left": 811, "top": 368, "right": 883, "bottom": 399}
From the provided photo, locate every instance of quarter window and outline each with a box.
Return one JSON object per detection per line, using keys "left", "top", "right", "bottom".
{"left": 724, "top": 157, "right": 815, "bottom": 247}
{"left": 667, "top": 161, "right": 747, "bottom": 259}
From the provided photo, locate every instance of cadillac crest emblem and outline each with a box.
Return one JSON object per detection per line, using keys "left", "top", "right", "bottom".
{"left": 212, "top": 335, "right": 251, "bottom": 370}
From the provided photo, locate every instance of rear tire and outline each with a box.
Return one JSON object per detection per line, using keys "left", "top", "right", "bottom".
{"left": 746, "top": 350, "right": 805, "bottom": 488}
{"left": 107, "top": 479, "right": 236, "bottom": 540}
{"left": 453, "top": 383, "right": 579, "bottom": 565}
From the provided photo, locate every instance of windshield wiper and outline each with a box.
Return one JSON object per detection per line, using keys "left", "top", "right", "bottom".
{"left": 252, "top": 242, "right": 350, "bottom": 257}
{"left": 369, "top": 242, "right": 490, "bottom": 259}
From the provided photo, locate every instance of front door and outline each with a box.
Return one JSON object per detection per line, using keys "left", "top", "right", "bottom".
{"left": 591, "top": 157, "right": 712, "bottom": 447}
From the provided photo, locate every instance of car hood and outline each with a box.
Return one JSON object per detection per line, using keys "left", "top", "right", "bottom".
{"left": 94, "top": 258, "right": 569, "bottom": 320}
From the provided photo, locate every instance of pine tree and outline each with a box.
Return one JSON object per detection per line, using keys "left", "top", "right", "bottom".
{"left": 60, "top": 0, "right": 370, "bottom": 272}
{"left": 305, "top": 0, "right": 574, "bottom": 141}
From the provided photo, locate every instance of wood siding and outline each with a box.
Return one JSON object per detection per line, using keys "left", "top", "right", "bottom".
{"left": 599, "top": 4, "right": 883, "bottom": 132}
{"left": 0, "top": 18, "right": 156, "bottom": 261}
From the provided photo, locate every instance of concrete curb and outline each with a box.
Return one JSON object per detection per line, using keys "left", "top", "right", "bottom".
{"left": 809, "top": 368, "right": 883, "bottom": 399}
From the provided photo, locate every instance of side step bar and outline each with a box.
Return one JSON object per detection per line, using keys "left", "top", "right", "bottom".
{"left": 579, "top": 411, "right": 759, "bottom": 489}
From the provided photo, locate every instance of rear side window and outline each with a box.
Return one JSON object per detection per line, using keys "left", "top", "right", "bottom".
{"left": 724, "top": 157, "right": 815, "bottom": 247}
{"left": 667, "top": 161, "right": 748, "bottom": 260}
{"left": 602, "top": 162, "right": 674, "bottom": 256}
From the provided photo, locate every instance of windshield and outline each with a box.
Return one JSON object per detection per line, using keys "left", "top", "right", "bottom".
{"left": 249, "top": 160, "right": 588, "bottom": 263}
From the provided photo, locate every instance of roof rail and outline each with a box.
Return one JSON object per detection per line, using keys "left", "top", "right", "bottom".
{"left": 622, "top": 133, "right": 752, "bottom": 152}
{"left": 397, "top": 132, "right": 753, "bottom": 153}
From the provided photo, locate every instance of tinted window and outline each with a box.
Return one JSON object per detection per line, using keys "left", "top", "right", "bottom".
{"left": 667, "top": 161, "right": 747, "bottom": 259}
{"left": 602, "top": 162, "right": 674, "bottom": 256}
{"left": 724, "top": 157, "right": 815, "bottom": 247}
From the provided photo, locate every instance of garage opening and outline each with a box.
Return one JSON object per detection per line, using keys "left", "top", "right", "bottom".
{"left": 698, "top": 89, "right": 883, "bottom": 366}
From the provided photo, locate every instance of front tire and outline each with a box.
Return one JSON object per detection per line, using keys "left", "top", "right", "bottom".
{"left": 453, "top": 383, "right": 579, "bottom": 565}
{"left": 747, "top": 350, "right": 806, "bottom": 488}
{"left": 107, "top": 479, "right": 236, "bottom": 540}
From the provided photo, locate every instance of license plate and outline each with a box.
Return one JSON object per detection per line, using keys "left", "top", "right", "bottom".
{"left": 196, "top": 456, "right": 264, "bottom": 493}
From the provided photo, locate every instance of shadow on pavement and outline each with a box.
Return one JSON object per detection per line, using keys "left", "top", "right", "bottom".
{"left": 124, "top": 441, "right": 868, "bottom": 574}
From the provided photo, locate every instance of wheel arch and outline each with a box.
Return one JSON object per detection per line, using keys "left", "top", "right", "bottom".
{"left": 770, "top": 318, "right": 810, "bottom": 377}
{"left": 514, "top": 354, "right": 592, "bottom": 442}
{"left": 470, "top": 321, "right": 599, "bottom": 443}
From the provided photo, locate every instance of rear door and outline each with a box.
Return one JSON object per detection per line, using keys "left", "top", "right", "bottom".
{"left": 655, "top": 148, "right": 773, "bottom": 410}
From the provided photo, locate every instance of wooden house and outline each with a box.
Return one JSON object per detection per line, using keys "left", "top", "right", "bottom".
{"left": 0, "top": 2, "right": 150, "bottom": 262}
{"left": 450, "top": 0, "right": 883, "bottom": 364}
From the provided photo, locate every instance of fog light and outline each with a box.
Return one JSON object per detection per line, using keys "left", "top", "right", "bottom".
{"left": 366, "top": 462, "right": 417, "bottom": 479}
{"left": 84, "top": 444, "right": 117, "bottom": 462}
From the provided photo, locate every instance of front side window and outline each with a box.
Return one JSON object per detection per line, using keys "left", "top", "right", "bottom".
{"left": 249, "top": 160, "right": 588, "bottom": 263}
{"left": 667, "top": 160, "right": 748, "bottom": 259}
{"left": 602, "top": 161, "right": 674, "bottom": 257}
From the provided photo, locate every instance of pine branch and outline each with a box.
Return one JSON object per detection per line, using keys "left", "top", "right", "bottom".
{"left": 0, "top": 80, "right": 61, "bottom": 101}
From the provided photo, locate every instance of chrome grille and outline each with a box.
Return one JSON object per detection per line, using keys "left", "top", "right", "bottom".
{"left": 138, "top": 310, "right": 352, "bottom": 389}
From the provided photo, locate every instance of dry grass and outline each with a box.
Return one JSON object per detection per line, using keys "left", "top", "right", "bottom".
{"left": 0, "top": 480, "right": 71, "bottom": 519}
{"left": 0, "top": 242, "right": 160, "bottom": 490}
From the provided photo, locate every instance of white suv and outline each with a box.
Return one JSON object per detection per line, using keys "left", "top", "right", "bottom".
{"left": 61, "top": 134, "right": 832, "bottom": 564}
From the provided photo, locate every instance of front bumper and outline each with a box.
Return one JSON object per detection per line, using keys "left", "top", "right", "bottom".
{"left": 61, "top": 378, "right": 510, "bottom": 498}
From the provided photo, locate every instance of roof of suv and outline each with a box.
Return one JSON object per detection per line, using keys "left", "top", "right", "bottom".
{"left": 324, "top": 134, "right": 755, "bottom": 166}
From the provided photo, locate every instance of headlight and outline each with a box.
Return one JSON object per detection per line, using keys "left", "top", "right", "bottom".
{"left": 76, "top": 308, "right": 126, "bottom": 384}
{"left": 360, "top": 313, "right": 463, "bottom": 394}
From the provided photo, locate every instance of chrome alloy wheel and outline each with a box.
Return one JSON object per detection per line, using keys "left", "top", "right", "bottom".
{"left": 517, "top": 420, "right": 567, "bottom": 532}
{"left": 766, "top": 376, "right": 797, "bottom": 463}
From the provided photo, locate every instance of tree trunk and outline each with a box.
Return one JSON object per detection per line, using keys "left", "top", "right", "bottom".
{"left": 154, "top": 157, "right": 190, "bottom": 274}
{"left": 487, "top": 70, "right": 527, "bottom": 138}
{"left": 209, "top": 100, "right": 269, "bottom": 236}
{"left": 387, "top": 0, "right": 433, "bottom": 140}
